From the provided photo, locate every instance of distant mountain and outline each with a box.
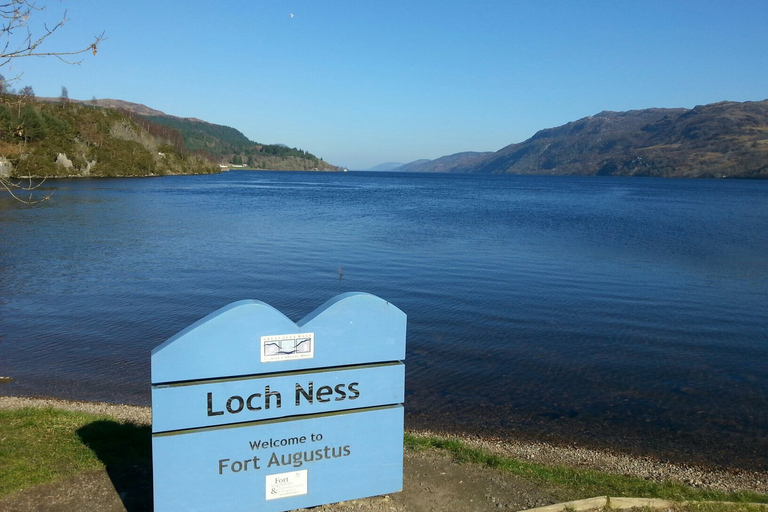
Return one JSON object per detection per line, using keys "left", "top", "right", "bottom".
{"left": 397, "top": 152, "right": 493, "bottom": 173}
{"left": 365, "top": 162, "right": 405, "bottom": 172}
{"left": 406, "top": 100, "right": 768, "bottom": 179}
{"left": 397, "top": 159, "right": 429, "bottom": 170}
{"left": 87, "top": 98, "right": 172, "bottom": 117}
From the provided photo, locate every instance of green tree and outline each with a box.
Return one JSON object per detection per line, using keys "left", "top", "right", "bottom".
{"left": 0, "top": 104, "right": 13, "bottom": 140}
{"left": 42, "top": 111, "right": 70, "bottom": 138}
{"left": 17, "top": 105, "right": 46, "bottom": 141}
{"left": 0, "top": 1, "right": 104, "bottom": 203}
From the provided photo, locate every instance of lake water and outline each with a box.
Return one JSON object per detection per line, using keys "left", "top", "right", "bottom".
{"left": 1, "top": 171, "right": 767, "bottom": 470}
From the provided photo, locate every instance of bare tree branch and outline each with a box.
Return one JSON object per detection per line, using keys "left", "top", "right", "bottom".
{"left": 0, "top": 175, "right": 50, "bottom": 203}
{"left": 0, "top": 2, "right": 105, "bottom": 66}
{"left": 0, "top": 1, "right": 103, "bottom": 203}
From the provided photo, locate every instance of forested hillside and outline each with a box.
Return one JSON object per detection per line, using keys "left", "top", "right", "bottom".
{"left": 96, "top": 99, "right": 336, "bottom": 171}
{"left": 141, "top": 114, "right": 336, "bottom": 171}
{"left": 0, "top": 95, "right": 216, "bottom": 178}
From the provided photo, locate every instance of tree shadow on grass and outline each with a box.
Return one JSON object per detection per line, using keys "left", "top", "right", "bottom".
{"left": 77, "top": 421, "right": 153, "bottom": 512}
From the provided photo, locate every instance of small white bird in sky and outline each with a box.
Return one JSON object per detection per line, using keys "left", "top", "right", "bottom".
{"left": 290, "top": 13, "right": 294, "bottom": 18}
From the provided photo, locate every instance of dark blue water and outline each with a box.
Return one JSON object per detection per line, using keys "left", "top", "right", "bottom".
{"left": 1, "top": 171, "right": 767, "bottom": 469}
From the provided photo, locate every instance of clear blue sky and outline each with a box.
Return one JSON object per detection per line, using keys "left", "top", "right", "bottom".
{"left": 7, "top": 0, "right": 768, "bottom": 169}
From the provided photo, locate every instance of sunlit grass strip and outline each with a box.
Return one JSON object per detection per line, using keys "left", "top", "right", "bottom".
{"left": 0, "top": 407, "right": 107, "bottom": 496}
{"left": 3, "top": 407, "right": 767, "bottom": 506}
{"left": 404, "top": 433, "right": 768, "bottom": 504}
{"left": 677, "top": 503, "right": 768, "bottom": 512}
{"left": 528, "top": 497, "right": 768, "bottom": 512}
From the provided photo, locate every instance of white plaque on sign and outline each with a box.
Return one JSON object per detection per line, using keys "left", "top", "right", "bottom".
{"left": 261, "top": 333, "right": 314, "bottom": 362}
{"left": 266, "top": 470, "right": 308, "bottom": 500}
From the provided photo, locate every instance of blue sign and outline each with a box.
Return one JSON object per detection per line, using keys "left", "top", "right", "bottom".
{"left": 151, "top": 292, "right": 406, "bottom": 512}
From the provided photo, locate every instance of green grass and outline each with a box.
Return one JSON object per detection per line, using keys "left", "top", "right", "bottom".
{"left": 582, "top": 504, "right": 768, "bottom": 512}
{"left": 0, "top": 407, "right": 150, "bottom": 497}
{"left": 676, "top": 504, "right": 768, "bottom": 512}
{"left": 0, "top": 408, "right": 105, "bottom": 495}
{"left": 404, "top": 433, "right": 768, "bottom": 505}
{"left": 2, "top": 407, "right": 766, "bottom": 509}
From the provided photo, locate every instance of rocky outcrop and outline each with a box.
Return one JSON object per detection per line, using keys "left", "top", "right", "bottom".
{"left": 55, "top": 153, "right": 73, "bottom": 170}
{"left": 0, "top": 156, "right": 11, "bottom": 178}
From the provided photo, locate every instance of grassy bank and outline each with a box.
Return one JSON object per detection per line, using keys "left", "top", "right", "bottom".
{"left": 1, "top": 406, "right": 766, "bottom": 507}
{"left": 404, "top": 435, "right": 768, "bottom": 504}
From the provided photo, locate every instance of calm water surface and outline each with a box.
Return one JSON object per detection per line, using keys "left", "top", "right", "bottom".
{"left": 1, "top": 171, "right": 767, "bottom": 469}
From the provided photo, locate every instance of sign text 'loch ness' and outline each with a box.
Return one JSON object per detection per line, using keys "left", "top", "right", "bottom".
{"left": 150, "top": 293, "right": 406, "bottom": 512}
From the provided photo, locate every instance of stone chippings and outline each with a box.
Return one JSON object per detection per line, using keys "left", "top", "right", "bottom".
{"left": 1, "top": 396, "right": 766, "bottom": 512}
{"left": 411, "top": 430, "right": 767, "bottom": 494}
{"left": 0, "top": 396, "right": 152, "bottom": 425}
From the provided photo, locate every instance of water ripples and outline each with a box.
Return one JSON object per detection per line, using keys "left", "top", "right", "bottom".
{"left": 1, "top": 171, "right": 767, "bottom": 468}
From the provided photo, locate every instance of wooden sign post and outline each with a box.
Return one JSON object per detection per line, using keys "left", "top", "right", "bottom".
{"left": 151, "top": 292, "right": 406, "bottom": 512}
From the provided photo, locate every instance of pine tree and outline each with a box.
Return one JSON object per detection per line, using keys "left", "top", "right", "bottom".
{"left": 18, "top": 105, "right": 46, "bottom": 141}
{"left": 0, "top": 104, "right": 13, "bottom": 140}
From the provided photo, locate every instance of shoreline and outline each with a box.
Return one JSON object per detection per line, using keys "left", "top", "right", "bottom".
{"left": 2, "top": 395, "right": 766, "bottom": 495}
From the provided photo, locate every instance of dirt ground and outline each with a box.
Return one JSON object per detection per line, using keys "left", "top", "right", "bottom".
{"left": 1, "top": 396, "right": 766, "bottom": 512}
{"left": 0, "top": 448, "right": 571, "bottom": 512}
